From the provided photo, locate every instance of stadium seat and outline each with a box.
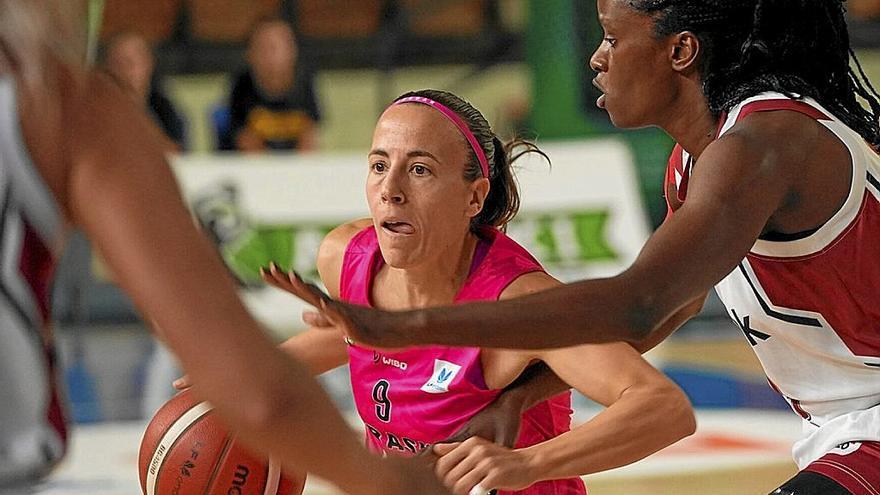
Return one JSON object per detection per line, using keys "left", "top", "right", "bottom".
{"left": 209, "top": 103, "right": 234, "bottom": 151}
{"left": 189, "top": 0, "right": 281, "bottom": 42}
{"left": 402, "top": 0, "right": 486, "bottom": 37}
{"left": 849, "top": 0, "right": 880, "bottom": 19}
{"left": 295, "top": 0, "right": 384, "bottom": 39}
{"left": 100, "top": 0, "right": 182, "bottom": 43}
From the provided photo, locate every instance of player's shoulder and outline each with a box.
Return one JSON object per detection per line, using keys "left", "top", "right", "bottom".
{"left": 318, "top": 219, "right": 371, "bottom": 266}
{"left": 316, "top": 218, "right": 372, "bottom": 296}
{"left": 698, "top": 114, "right": 814, "bottom": 186}
{"left": 713, "top": 106, "right": 825, "bottom": 165}
{"left": 499, "top": 270, "right": 559, "bottom": 301}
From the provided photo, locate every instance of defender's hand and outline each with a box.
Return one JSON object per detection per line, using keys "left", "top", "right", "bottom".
{"left": 437, "top": 394, "right": 523, "bottom": 448}
{"left": 275, "top": 267, "right": 414, "bottom": 349}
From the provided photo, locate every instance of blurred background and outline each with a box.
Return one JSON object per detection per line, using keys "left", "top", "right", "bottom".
{"left": 44, "top": 1, "right": 880, "bottom": 494}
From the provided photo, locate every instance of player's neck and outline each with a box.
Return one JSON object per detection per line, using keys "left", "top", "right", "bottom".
{"left": 377, "top": 233, "right": 479, "bottom": 309}
{"left": 662, "top": 86, "right": 718, "bottom": 159}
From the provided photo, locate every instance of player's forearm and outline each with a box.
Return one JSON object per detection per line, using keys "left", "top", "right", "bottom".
{"left": 278, "top": 329, "right": 348, "bottom": 375}
{"left": 631, "top": 293, "right": 707, "bottom": 354}
{"left": 179, "top": 332, "right": 414, "bottom": 495}
{"left": 410, "top": 275, "right": 661, "bottom": 349}
{"left": 518, "top": 382, "right": 695, "bottom": 482}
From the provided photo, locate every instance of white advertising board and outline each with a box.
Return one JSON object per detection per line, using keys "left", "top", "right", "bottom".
{"left": 172, "top": 138, "right": 650, "bottom": 333}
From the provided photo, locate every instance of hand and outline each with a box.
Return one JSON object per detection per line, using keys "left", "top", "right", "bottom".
{"left": 259, "top": 262, "right": 353, "bottom": 331}
{"left": 437, "top": 393, "right": 524, "bottom": 448}
{"left": 382, "top": 455, "right": 452, "bottom": 495}
{"left": 433, "top": 437, "right": 536, "bottom": 494}
{"left": 172, "top": 374, "right": 191, "bottom": 390}
{"left": 268, "top": 266, "right": 414, "bottom": 349}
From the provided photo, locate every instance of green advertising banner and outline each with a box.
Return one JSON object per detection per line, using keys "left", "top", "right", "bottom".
{"left": 172, "top": 139, "right": 649, "bottom": 332}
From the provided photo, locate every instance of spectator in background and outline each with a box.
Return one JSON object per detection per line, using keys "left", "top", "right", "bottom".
{"left": 103, "top": 32, "right": 187, "bottom": 150}
{"left": 229, "top": 18, "right": 320, "bottom": 152}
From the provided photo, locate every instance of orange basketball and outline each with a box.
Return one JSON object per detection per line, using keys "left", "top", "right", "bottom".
{"left": 138, "top": 389, "right": 306, "bottom": 495}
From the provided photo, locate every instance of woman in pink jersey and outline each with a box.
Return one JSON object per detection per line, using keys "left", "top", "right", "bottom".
{"left": 281, "top": 2, "right": 880, "bottom": 494}
{"left": 254, "top": 89, "right": 695, "bottom": 494}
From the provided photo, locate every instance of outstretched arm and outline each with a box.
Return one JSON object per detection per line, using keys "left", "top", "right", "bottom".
{"left": 436, "top": 289, "right": 704, "bottom": 448}
{"left": 263, "top": 219, "right": 371, "bottom": 375}
{"left": 59, "top": 70, "right": 444, "bottom": 495}
{"left": 289, "top": 128, "right": 789, "bottom": 350}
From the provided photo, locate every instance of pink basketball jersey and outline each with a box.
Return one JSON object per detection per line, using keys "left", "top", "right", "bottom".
{"left": 341, "top": 225, "right": 586, "bottom": 494}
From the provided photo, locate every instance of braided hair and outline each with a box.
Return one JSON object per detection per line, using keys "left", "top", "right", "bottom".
{"left": 628, "top": 0, "right": 880, "bottom": 148}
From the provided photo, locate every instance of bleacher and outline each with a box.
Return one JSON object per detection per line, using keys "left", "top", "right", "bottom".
{"left": 97, "top": 0, "right": 523, "bottom": 75}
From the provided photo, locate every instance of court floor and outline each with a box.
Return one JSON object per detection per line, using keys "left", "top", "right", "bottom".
{"left": 33, "top": 409, "right": 800, "bottom": 495}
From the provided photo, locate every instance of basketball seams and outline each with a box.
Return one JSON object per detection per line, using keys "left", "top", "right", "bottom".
{"left": 202, "top": 435, "right": 234, "bottom": 495}
{"left": 140, "top": 391, "right": 303, "bottom": 495}
{"left": 145, "top": 401, "right": 213, "bottom": 495}
{"left": 264, "top": 457, "right": 282, "bottom": 495}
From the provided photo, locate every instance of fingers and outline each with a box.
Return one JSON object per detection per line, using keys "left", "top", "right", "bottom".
{"left": 259, "top": 263, "right": 331, "bottom": 309}
{"left": 434, "top": 438, "right": 519, "bottom": 495}
{"left": 432, "top": 442, "right": 461, "bottom": 456}
{"left": 260, "top": 264, "right": 363, "bottom": 343}
{"left": 172, "top": 375, "right": 190, "bottom": 390}
{"left": 302, "top": 310, "right": 334, "bottom": 328}
{"left": 435, "top": 438, "right": 484, "bottom": 490}
{"left": 259, "top": 262, "right": 296, "bottom": 293}
{"left": 287, "top": 268, "right": 332, "bottom": 308}
{"left": 452, "top": 463, "right": 491, "bottom": 495}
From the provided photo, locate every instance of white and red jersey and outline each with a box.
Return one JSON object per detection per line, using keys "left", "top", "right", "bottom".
{"left": 0, "top": 76, "right": 69, "bottom": 485}
{"left": 665, "top": 92, "right": 880, "bottom": 469}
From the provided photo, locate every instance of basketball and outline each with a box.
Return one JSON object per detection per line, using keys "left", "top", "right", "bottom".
{"left": 138, "top": 389, "right": 305, "bottom": 495}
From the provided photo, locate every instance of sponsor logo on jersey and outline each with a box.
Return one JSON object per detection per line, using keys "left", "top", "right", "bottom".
{"left": 829, "top": 441, "right": 862, "bottom": 456}
{"left": 420, "top": 359, "right": 461, "bottom": 394}
{"left": 373, "top": 351, "right": 408, "bottom": 371}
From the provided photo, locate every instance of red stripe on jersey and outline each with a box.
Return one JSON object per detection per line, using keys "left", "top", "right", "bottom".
{"left": 19, "top": 221, "right": 54, "bottom": 325}
{"left": 805, "top": 442, "right": 880, "bottom": 495}
{"left": 747, "top": 195, "right": 880, "bottom": 359}
{"left": 45, "top": 368, "right": 68, "bottom": 448}
{"left": 664, "top": 143, "right": 685, "bottom": 221}
{"left": 735, "top": 99, "right": 830, "bottom": 124}
{"left": 663, "top": 115, "right": 726, "bottom": 222}
{"left": 768, "top": 378, "right": 812, "bottom": 420}
{"left": 19, "top": 221, "right": 67, "bottom": 447}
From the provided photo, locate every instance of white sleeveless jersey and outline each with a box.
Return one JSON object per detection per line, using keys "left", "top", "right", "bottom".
{"left": 665, "top": 92, "right": 880, "bottom": 469}
{"left": 0, "top": 76, "right": 69, "bottom": 485}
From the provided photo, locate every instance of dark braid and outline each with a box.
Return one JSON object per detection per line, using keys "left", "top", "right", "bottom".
{"left": 628, "top": 0, "right": 880, "bottom": 148}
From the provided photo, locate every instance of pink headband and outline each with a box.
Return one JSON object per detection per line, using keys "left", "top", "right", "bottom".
{"left": 392, "top": 96, "right": 490, "bottom": 178}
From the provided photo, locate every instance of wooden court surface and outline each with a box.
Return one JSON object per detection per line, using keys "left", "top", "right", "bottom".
{"left": 38, "top": 409, "right": 799, "bottom": 495}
